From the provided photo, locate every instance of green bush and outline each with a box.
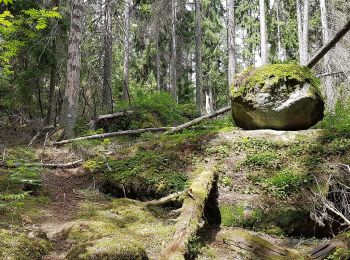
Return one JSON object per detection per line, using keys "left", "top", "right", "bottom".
{"left": 320, "top": 103, "right": 350, "bottom": 133}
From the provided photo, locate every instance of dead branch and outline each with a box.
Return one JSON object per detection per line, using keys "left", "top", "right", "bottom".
{"left": 53, "top": 127, "right": 172, "bottom": 146}
{"left": 159, "top": 169, "right": 217, "bottom": 260}
{"left": 307, "top": 18, "right": 350, "bottom": 69}
{"left": 0, "top": 159, "right": 83, "bottom": 169}
{"left": 144, "top": 190, "right": 189, "bottom": 207}
{"left": 164, "top": 106, "right": 231, "bottom": 135}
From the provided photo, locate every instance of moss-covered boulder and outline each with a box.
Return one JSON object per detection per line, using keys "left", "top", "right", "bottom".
{"left": 231, "top": 64, "right": 324, "bottom": 130}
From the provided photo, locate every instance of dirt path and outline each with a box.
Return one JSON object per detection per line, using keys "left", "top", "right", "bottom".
{"left": 34, "top": 166, "right": 94, "bottom": 260}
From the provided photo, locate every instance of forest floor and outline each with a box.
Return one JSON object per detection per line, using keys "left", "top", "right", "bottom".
{"left": 1, "top": 116, "right": 350, "bottom": 259}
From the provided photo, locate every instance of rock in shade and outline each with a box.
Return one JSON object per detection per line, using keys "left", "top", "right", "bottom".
{"left": 231, "top": 64, "right": 324, "bottom": 130}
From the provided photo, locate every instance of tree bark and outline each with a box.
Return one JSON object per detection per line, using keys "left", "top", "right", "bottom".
{"left": 320, "top": 0, "right": 335, "bottom": 111}
{"left": 156, "top": 36, "right": 161, "bottom": 91}
{"left": 296, "top": 0, "right": 303, "bottom": 63}
{"left": 301, "top": 0, "right": 309, "bottom": 65}
{"left": 59, "top": 0, "right": 84, "bottom": 139}
{"left": 102, "top": 0, "right": 114, "bottom": 113}
{"left": 259, "top": 0, "right": 268, "bottom": 64}
{"left": 123, "top": 0, "right": 132, "bottom": 105}
{"left": 170, "top": 0, "right": 178, "bottom": 102}
{"left": 195, "top": 0, "right": 203, "bottom": 113}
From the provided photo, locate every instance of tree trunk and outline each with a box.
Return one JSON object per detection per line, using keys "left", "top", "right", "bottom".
{"left": 259, "top": 0, "right": 268, "bottom": 64}
{"left": 102, "top": 0, "right": 114, "bottom": 113}
{"left": 123, "top": 0, "right": 131, "bottom": 104}
{"left": 46, "top": 0, "right": 61, "bottom": 126}
{"left": 170, "top": 0, "right": 178, "bottom": 102}
{"left": 195, "top": 0, "right": 203, "bottom": 113}
{"left": 300, "top": 0, "right": 309, "bottom": 65}
{"left": 320, "top": 0, "right": 335, "bottom": 111}
{"left": 59, "top": 0, "right": 84, "bottom": 139}
{"left": 227, "top": 0, "right": 236, "bottom": 95}
{"left": 156, "top": 36, "right": 161, "bottom": 91}
{"left": 296, "top": 0, "right": 303, "bottom": 63}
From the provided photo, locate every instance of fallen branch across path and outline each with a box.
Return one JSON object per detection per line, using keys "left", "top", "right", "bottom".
{"left": 159, "top": 168, "right": 217, "bottom": 260}
{"left": 307, "top": 18, "right": 350, "bottom": 69}
{"left": 53, "top": 127, "right": 172, "bottom": 146}
{"left": 164, "top": 106, "right": 231, "bottom": 135}
{"left": 0, "top": 159, "right": 83, "bottom": 169}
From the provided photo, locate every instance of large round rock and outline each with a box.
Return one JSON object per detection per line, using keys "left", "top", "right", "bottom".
{"left": 231, "top": 64, "right": 324, "bottom": 130}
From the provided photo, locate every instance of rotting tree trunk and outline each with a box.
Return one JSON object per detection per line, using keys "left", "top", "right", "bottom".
{"left": 123, "top": 0, "right": 132, "bottom": 105}
{"left": 259, "top": 0, "right": 267, "bottom": 64}
{"left": 164, "top": 106, "right": 230, "bottom": 135}
{"left": 59, "top": 0, "right": 84, "bottom": 139}
{"left": 195, "top": 0, "right": 203, "bottom": 113}
{"left": 159, "top": 168, "right": 217, "bottom": 260}
{"left": 227, "top": 0, "right": 235, "bottom": 95}
{"left": 102, "top": 0, "right": 114, "bottom": 113}
{"left": 307, "top": 18, "right": 350, "bottom": 69}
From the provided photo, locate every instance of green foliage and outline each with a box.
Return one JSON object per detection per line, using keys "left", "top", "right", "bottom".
{"left": 244, "top": 151, "right": 277, "bottom": 169}
{"left": 327, "top": 248, "right": 350, "bottom": 260}
{"left": 320, "top": 103, "right": 350, "bottom": 133}
{"left": 220, "top": 204, "right": 263, "bottom": 229}
{"left": 263, "top": 168, "right": 308, "bottom": 198}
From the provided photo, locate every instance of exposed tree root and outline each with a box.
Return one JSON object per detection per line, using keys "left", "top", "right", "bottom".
{"left": 159, "top": 169, "right": 217, "bottom": 260}
{"left": 0, "top": 159, "right": 83, "bottom": 169}
{"left": 144, "top": 190, "right": 189, "bottom": 207}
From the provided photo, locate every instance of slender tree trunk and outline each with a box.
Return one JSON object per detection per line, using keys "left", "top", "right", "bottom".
{"left": 320, "top": 0, "right": 335, "bottom": 111}
{"left": 227, "top": 0, "right": 236, "bottom": 95}
{"left": 59, "top": 0, "right": 83, "bottom": 139}
{"left": 276, "top": 1, "right": 285, "bottom": 61}
{"left": 102, "top": 0, "right": 114, "bottom": 113}
{"left": 170, "top": 0, "right": 178, "bottom": 102}
{"left": 296, "top": 0, "right": 303, "bottom": 63}
{"left": 259, "top": 0, "right": 267, "bottom": 65}
{"left": 46, "top": 0, "right": 61, "bottom": 126}
{"left": 123, "top": 0, "right": 131, "bottom": 105}
{"left": 195, "top": 0, "right": 203, "bottom": 113}
{"left": 301, "top": 0, "right": 309, "bottom": 65}
{"left": 156, "top": 36, "right": 161, "bottom": 91}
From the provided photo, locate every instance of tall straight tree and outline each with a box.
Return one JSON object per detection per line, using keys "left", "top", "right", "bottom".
{"left": 320, "top": 0, "right": 335, "bottom": 111}
{"left": 297, "top": 0, "right": 309, "bottom": 65}
{"left": 170, "top": 0, "right": 178, "bottom": 102}
{"left": 102, "top": 0, "right": 114, "bottom": 113}
{"left": 195, "top": 0, "right": 203, "bottom": 113}
{"left": 259, "top": 0, "right": 267, "bottom": 64}
{"left": 59, "top": 0, "right": 84, "bottom": 139}
{"left": 123, "top": 0, "right": 132, "bottom": 104}
{"left": 227, "top": 0, "right": 236, "bottom": 94}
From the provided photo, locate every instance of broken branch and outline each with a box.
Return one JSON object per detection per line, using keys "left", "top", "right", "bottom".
{"left": 0, "top": 159, "right": 83, "bottom": 169}
{"left": 144, "top": 190, "right": 189, "bottom": 207}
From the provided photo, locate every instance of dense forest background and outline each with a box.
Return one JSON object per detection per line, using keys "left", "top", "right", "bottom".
{"left": 1, "top": 0, "right": 350, "bottom": 140}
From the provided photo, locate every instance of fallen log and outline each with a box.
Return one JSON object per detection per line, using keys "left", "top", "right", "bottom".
{"left": 307, "top": 18, "right": 350, "bottom": 69}
{"left": 144, "top": 190, "right": 189, "bottom": 207}
{"left": 159, "top": 168, "right": 217, "bottom": 260}
{"left": 164, "top": 106, "right": 231, "bottom": 135}
{"left": 53, "top": 127, "right": 172, "bottom": 146}
{"left": 0, "top": 159, "right": 83, "bottom": 169}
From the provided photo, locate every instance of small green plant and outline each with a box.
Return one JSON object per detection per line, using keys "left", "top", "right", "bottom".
{"left": 327, "top": 248, "right": 350, "bottom": 260}
{"left": 221, "top": 176, "right": 233, "bottom": 187}
{"left": 220, "top": 204, "right": 245, "bottom": 227}
{"left": 244, "top": 151, "right": 277, "bottom": 169}
{"left": 263, "top": 169, "right": 308, "bottom": 198}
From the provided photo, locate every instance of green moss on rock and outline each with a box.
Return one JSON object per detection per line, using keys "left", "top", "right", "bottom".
{"left": 231, "top": 63, "right": 320, "bottom": 98}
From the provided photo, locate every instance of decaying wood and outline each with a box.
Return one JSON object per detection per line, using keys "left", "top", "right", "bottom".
{"left": 159, "top": 169, "right": 217, "bottom": 260}
{"left": 144, "top": 190, "right": 189, "bottom": 207}
{"left": 310, "top": 234, "right": 348, "bottom": 260}
{"left": 307, "top": 18, "right": 350, "bottom": 68}
{"left": 0, "top": 159, "right": 83, "bottom": 169}
{"left": 89, "top": 110, "right": 134, "bottom": 130}
{"left": 164, "top": 106, "right": 231, "bottom": 135}
{"left": 53, "top": 127, "right": 172, "bottom": 146}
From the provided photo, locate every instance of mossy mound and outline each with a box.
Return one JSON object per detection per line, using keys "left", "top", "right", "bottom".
{"left": 231, "top": 64, "right": 324, "bottom": 130}
{"left": 0, "top": 229, "right": 51, "bottom": 260}
{"left": 60, "top": 198, "right": 175, "bottom": 259}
